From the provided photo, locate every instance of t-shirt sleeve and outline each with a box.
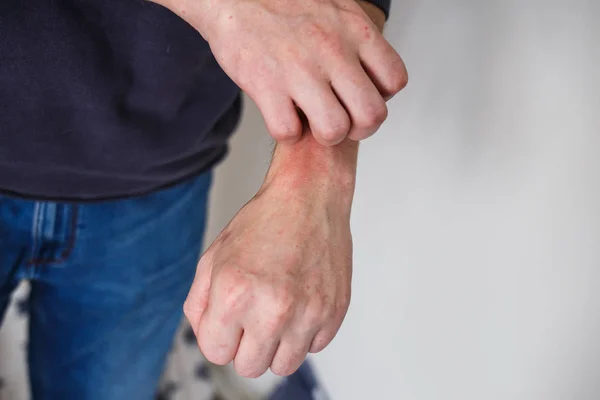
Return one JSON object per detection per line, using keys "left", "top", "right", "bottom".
{"left": 361, "top": 0, "right": 391, "bottom": 20}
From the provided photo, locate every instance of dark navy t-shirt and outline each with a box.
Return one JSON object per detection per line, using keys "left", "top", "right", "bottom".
{"left": 0, "top": 0, "right": 241, "bottom": 200}
{"left": 0, "top": 0, "right": 389, "bottom": 201}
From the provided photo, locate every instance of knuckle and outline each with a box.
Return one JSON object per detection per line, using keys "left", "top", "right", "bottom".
{"left": 217, "top": 272, "right": 252, "bottom": 313}
{"left": 263, "top": 316, "right": 287, "bottom": 335}
{"left": 223, "top": 293, "right": 248, "bottom": 316}
{"left": 182, "top": 301, "right": 193, "bottom": 317}
{"left": 311, "top": 329, "right": 336, "bottom": 353}
{"left": 303, "top": 20, "right": 345, "bottom": 58}
{"left": 320, "top": 119, "right": 350, "bottom": 142}
{"left": 203, "top": 350, "right": 224, "bottom": 365}
{"left": 272, "top": 126, "right": 301, "bottom": 141}
{"left": 270, "top": 364, "right": 286, "bottom": 376}
{"left": 276, "top": 290, "right": 296, "bottom": 315}
{"left": 272, "top": 301, "right": 294, "bottom": 323}
{"left": 263, "top": 292, "right": 295, "bottom": 332}
{"left": 320, "top": 307, "right": 336, "bottom": 326}
{"left": 304, "top": 307, "right": 324, "bottom": 327}
{"left": 271, "top": 360, "right": 295, "bottom": 377}
{"left": 337, "top": 289, "right": 352, "bottom": 312}
{"left": 389, "top": 68, "right": 409, "bottom": 93}
{"left": 357, "top": 103, "right": 387, "bottom": 128}
{"left": 237, "top": 367, "right": 263, "bottom": 379}
{"left": 235, "top": 360, "right": 264, "bottom": 379}
{"left": 272, "top": 352, "right": 305, "bottom": 376}
{"left": 269, "top": 122, "right": 302, "bottom": 141}
{"left": 198, "top": 326, "right": 236, "bottom": 365}
{"left": 207, "top": 353, "right": 230, "bottom": 366}
{"left": 200, "top": 342, "right": 231, "bottom": 366}
{"left": 182, "top": 302, "right": 197, "bottom": 324}
{"left": 214, "top": 229, "right": 232, "bottom": 246}
{"left": 271, "top": 365, "right": 293, "bottom": 377}
{"left": 304, "top": 298, "right": 327, "bottom": 326}
{"left": 304, "top": 21, "right": 329, "bottom": 43}
{"left": 310, "top": 337, "right": 329, "bottom": 354}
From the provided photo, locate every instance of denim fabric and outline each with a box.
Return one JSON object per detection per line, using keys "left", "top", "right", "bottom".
{"left": 0, "top": 172, "right": 212, "bottom": 400}
{"left": 270, "top": 361, "right": 330, "bottom": 400}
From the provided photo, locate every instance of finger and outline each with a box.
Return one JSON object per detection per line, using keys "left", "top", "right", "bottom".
{"left": 330, "top": 59, "right": 388, "bottom": 141}
{"left": 183, "top": 255, "right": 213, "bottom": 335}
{"left": 359, "top": 36, "right": 408, "bottom": 100}
{"left": 197, "top": 305, "right": 244, "bottom": 365}
{"left": 308, "top": 326, "right": 338, "bottom": 354}
{"left": 291, "top": 71, "right": 351, "bottom": 146}
{"left": 308, "top": 301, "right": 349, "bottom": 354}
{"left": 253, "top": 91, "right": 303, "bottom": 143}
{"left": 270, "top": 334, "right": 313, "bottom": 377}
{"left": 233, "top": 331, "right": 279, "bottom": 378}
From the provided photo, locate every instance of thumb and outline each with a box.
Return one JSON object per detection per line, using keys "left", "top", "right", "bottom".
{"left": 184, "top": 251, "right": 214, "bottom": 335}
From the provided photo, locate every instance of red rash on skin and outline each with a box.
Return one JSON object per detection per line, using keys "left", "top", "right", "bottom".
{"left": 260, "top": 132, "right": 358, "bottom": 213}
{"left": 279, "top": 134, "right": 345, "bottom": 177}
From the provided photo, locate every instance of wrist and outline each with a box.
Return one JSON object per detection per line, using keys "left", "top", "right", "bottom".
{"left": 260, "top": 134, "right": 358, "bottom": 214}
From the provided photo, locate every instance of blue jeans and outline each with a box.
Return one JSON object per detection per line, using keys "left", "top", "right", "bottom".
{"left": 0, "top": 172, "right": 212, "bottom": 400}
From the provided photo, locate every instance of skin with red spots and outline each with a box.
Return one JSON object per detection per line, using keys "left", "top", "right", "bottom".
{"left": 264, "top": 131, "right": 358, "bottom": 210}
{"left": 184, "top": 132, "right": 357, "bottom": 379}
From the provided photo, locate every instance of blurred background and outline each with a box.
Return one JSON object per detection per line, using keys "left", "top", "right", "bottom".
{"left": 1, "top": 1, "right": 599, "bottom": 399}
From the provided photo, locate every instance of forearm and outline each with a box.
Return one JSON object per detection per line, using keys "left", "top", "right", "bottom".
{"left": 261, "top": 134, "right": 358, "bottom": 216}
{"left": 261, "top": 1, "right": 385, "bottom": 213}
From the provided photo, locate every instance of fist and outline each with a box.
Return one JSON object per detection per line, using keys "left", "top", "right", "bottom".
{"left": 183, "top": 178, "right": 353, "bottom": 378}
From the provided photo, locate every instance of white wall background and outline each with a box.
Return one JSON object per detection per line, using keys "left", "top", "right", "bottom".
{"left": 1, "top": 2, "right": 598, "bottom": 400}
{"left": 211, "top": 1, "right": 600, "bottom": 399}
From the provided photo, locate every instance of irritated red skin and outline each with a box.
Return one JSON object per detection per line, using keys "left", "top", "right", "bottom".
{"left": 364, "top": 25, "right": 371, "bottom": 40}
{"left": 261, "top": 131, "right": 359, "bottom": 214}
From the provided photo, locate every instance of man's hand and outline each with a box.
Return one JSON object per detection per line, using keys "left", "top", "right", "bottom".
{"left": 178, "top": 0, "right": 393, "bottom": 378}
{"left": 157, "top": 0, "right": 407, "bottom": 146}
{"left": 184, "top": 132, "right": 357, "bottom": 378}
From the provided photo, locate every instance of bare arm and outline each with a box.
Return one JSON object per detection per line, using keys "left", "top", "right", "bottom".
{"left": 263, "top": 0, "right": 387, "bottom": 209}
{"left": 183, "top": 2, "right": 397, "bottom": 379}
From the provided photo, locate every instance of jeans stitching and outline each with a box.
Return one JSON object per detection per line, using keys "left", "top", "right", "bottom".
{"left": 27, "top": 205, "right": 79, "bottom": 266}
{"left": 28, "top": 202, "right": 40, "bottom": 265}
